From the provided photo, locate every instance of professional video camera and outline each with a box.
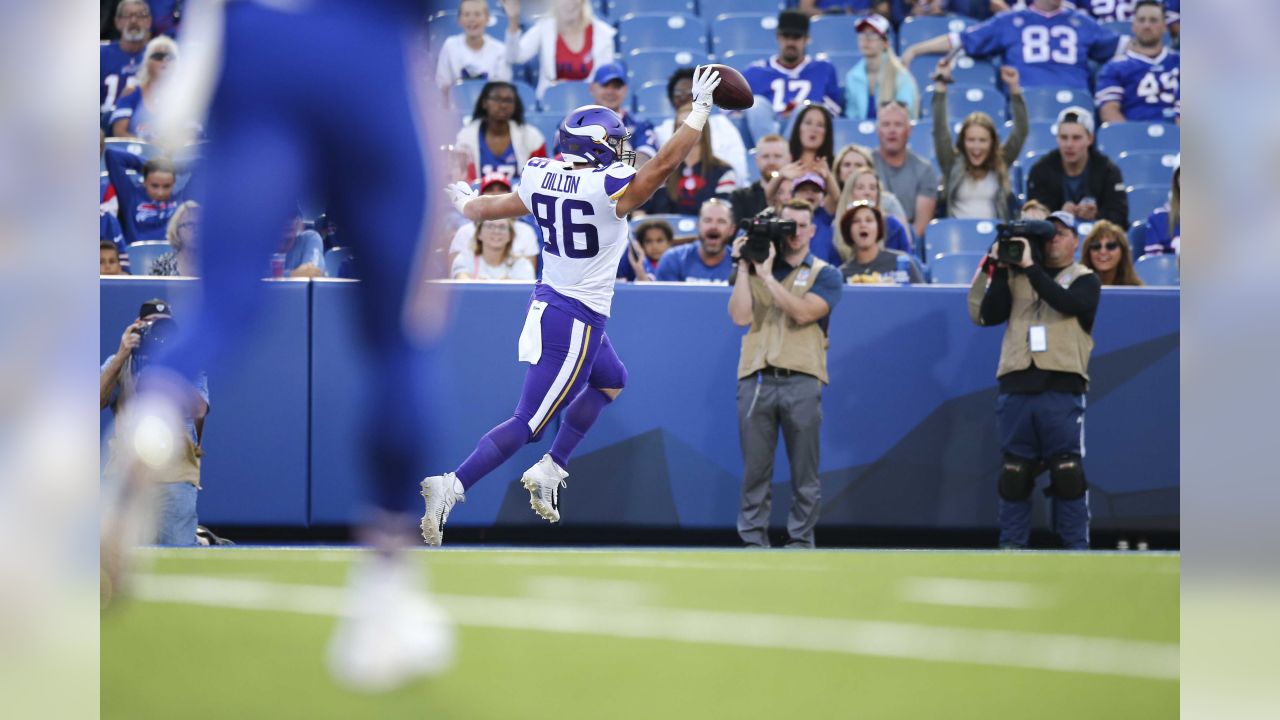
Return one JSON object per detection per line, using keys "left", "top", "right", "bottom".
{"left": 738, "top": 207, "right": 797, "bottom": 265}
{"left": 131, "top": 316, "right": 178, "bottom": 376}
{"left": 995, "top": 219, "right": 1056, "bottom": 266}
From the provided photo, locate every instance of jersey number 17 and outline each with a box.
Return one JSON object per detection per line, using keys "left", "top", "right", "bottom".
{"left": 530, "top": 192, "right": 600, "bottom": 258}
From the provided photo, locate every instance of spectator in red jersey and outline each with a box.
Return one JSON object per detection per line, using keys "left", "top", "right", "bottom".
{"left": 502, "top": 0, "right": 615, "bottom": 100}
{"left": 642, "top": 104, "right": 738, "bottom": 216}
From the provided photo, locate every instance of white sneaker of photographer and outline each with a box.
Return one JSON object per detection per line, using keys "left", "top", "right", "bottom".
{"left": 327, "top": 555, "right": 455, "bottom": 692}
{"left": 521, "top": 454, "right": 568, "bottom": 523}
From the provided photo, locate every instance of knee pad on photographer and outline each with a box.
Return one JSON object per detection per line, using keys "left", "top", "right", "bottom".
{"left": 998, "top": 455, "right": 1035, "bottom": 502}
{"left": 1047, "top": 455, "right": 1087, "bottom": 500}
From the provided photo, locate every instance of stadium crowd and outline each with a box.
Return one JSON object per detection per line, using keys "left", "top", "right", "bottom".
{"left": 100, "top": 0, "right": 1180, "bottom": 286}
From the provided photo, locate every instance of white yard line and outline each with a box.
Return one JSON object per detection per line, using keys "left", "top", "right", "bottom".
{"left": 129, "top": 574, "right": 1178, "bottom": 681}
{"left": 899, "top": 576, "right": 1050, "bottom": 609}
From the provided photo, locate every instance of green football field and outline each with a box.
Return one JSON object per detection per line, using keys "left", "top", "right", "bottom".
{"left": 102, "top": 547, "right": 1178, "bottom": 719}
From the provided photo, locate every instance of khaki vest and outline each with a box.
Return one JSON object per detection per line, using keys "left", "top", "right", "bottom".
{"left": 971, "top": 264, "right": 1095, "bottom": 381}
{"left": 103, "top": 356, "right": 203, "bottom": 487}
{"left": 737, "top": 258, "right": 831, "bottom": 383}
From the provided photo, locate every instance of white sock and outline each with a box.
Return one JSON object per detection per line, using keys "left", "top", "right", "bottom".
{"left": 451, "top": 475, "right": 465, "bottom": 495}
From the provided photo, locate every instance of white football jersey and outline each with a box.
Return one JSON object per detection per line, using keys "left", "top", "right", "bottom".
{"left": 517, "top": 157, "right": 636, "bottom": 317}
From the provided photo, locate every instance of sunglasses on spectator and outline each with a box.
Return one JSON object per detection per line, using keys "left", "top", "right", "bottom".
{"left": 1089, "top": 241, "right": 1121, "bottom": 252}
{"left": 119, "top": 12, "right": 151, "bottom": 21}
{"left": 149, "top": 52, "right": 172, "bottom": 61}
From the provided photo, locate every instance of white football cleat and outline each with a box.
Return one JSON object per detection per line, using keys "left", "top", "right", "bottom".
{"left": 419, "top": 473, "right": 463, "bottom": 547}
{"left": 521, "top": 454, "right": 568, "bottom": 523}
{"left": 327, "top": 555, "right": 455, "bottom": 691}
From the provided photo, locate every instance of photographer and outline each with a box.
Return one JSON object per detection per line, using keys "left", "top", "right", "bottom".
{"left": 100, "top": 299, "right": 209, "bottom": 546}
{"left": 728, "top": 200, "right": 843, "bottom": 548}
{"left": 968, "top": 212, "right": 1101, "bottom": 550}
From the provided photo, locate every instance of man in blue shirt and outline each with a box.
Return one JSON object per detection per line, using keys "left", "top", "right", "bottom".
{"left": 100, "top": 0, "right": 151, "bottom": 123}
{"left": 743, "top": 10, "right": 844, "bottom": 120}
{"left": 587, "top": 64, "right": 658, "bottom": 168}
{"left": 100, "top": 207, "right": 131, "bottom": 273}
{"left": 901, "top": 0, "right": 1121, "bottom": 90}
{"left": 1096, "top": 0, "right": 1179, "bottom": 124}
{"left": 656, "top": 199, "right": 736, "bottom": 282}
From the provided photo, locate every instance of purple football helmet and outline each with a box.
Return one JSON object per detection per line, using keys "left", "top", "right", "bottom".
{"left": 557, "top": 105, "right": 635, "bottom": 168}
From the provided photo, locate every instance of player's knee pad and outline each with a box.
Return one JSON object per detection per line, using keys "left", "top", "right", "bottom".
{"left": 1047, "top": 455, "right": 1087, "bottom": 500}
{"left": 591, "top": 360, "right": 628, "bottom": 393}
{"left": 997, "top": 455, "right": 1035, "bottom": 502}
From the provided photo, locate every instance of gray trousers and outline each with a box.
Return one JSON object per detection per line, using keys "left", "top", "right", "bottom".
{"left": 736, "top": 373, "right": 824, "bottom": 547}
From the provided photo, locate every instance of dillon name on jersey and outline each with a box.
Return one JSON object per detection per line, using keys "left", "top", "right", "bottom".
{"left": 517, "top": 157, "right": 636, "bottom": 318}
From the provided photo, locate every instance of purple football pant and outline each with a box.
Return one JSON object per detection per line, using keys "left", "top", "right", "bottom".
{"left": 455, "top": 303, "right": 627, "bottom": 490}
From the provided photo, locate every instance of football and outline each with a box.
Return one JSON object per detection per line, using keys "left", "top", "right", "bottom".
{"left": 706, "top": 64, "right": 754, "bottom": 111}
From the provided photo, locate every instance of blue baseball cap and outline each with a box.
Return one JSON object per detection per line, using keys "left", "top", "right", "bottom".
{"left": 591, "top": 63, "right": 627, "bottom": 85}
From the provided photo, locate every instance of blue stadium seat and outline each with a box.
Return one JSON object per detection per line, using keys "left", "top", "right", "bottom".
{"left": 523, "top": 112, "right": 565, "bottom": 150}
{"left": 427, "top": 13, "right": 456, "bottom": 52}
{"left": 811, "top": 15, "right": 887, "bottom": 53}
{"left": 1126, "top": 185, "right": 1169, "bottom": 225}
{"left": 744, "top": 147, "right": 760, "bottom": 183}
{"left": 1115, "top": 151, "right": 1178, "bottom": 189}
{"left": 1127, "top": 222, "right": 1147, "bottom": 255}
{"left": 913, "top": 55, "right": 995, "bottom": 90}
{"left": 485, "top": 11, "right": 509, "bottom": 41}
{"left": 700, "top": 0, "right": 783, "bottom": 22}
{"left": 711, "top": 14, "right": 776, "bottom": 57}
{"left": 720, "top": 49, "right": 772, "bottom": 75}
{"left": 103, "top": 137, "right": 162, "bottom": 163}
{"left": 1097, "top": 122, "right": 1180, "bottom": 155}
{"left": 1019, "top": 121, "right": 1059, "bottom": 160}
{"left": 925, "top": 218, "right": 999, "bottom": 258}
{"left": 630, "top": 213, "right": 697, "bottom": 238}
{"left": 540, "top": 81, "right": 594, "bottom": 115}
{"left": 833, "top": 118, "right": 879, "bottom": 148}
{"left": 450, "top": 79, "right": 537, "bottom": 116}
{"left": 933, "top": 84, "right": 1007, "bottom": 123}
{"left": 1021, "top": 86, "right": 1093, "bottom": 122}
{"left": 928, "top": 252, "right": 985, "bottom": 284}
{"left": 633, "top": 81, "right": 673, "bottom": 117}
{"left": 815, "top": 51, "right": 861, "bottom": 83}
{"left": 616, "top": 14, "right": 708, "bottom": 55}
{"left": 907, "top": 127, "right": 936, "bottom": 166}
{"left": 1134, "top": 254, "right": 1179, "bottom": 286}
{"left": 324, "top": 247, "right": 354, "bottom": 278}
{"left": 625, "top": 48, "right": 709, "bottom": 88}
{"left": 898, "top": 14, "right": 976, "bottom": 52}
{"left": 608, "top": 0, "right": 695, "bottom": 20}
{"left": 125, "top": 241, "right": 173, "bottom": 277}
{"left": 1008, "top": 158, "right": 1025, "bottom": 196}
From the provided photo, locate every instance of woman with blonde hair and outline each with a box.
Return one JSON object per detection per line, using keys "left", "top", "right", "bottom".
{"left": 833, "top": 144, "right": 911, "bottom": 225}
{"left": 109, "top": 35, "right": 179, "bottom": 140}
{"left": 502, "top": 0, "right": 615, "bottom": 99}
{"left": 451, "top": 218, "right": 536, "bottom": 281}
{"left": 833, "top": 169, "right": 914, "bottom": 259}
{"left": 642, "top": 103, "right": 736, "bottom": 215}
{"left": 844, "top": 15, "right": 918, "bottom": 120}
{"left": 931, "top": 62, "right": 1028, "bottom": 220}
{"left": 1082, "top": 220, "right": 1144, "bottom": 287}
{"left": 151, "top": 200, "right": 200, "bottom": 276}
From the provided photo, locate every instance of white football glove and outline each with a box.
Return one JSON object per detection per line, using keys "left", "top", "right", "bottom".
{"left": 683, "top": 65, "right": 722, "bottom": 132}
{"left": 445, "top": 181, "right": 477, "bottom": 215}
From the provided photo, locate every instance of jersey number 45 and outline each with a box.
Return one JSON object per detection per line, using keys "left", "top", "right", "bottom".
{"left": 531, "top": 192, "right": 600, "bottom": 258}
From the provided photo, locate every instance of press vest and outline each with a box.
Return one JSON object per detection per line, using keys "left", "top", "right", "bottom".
{"left": 994, "top": 264, "right": 1095, "bottom": 381}
{"left": 737, "top": 258, "right": 831, "bottom": 384}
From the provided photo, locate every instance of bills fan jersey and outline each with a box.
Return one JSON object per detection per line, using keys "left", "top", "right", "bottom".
{"left": 958, "top": 7, "right": 1120, "bottom": 89}
{"left": 743, "top": 56, "right": 844, "bottom": 116}
{"left": 1095, "top": 48, "right": 1180, "bottom": 122}
{"left": 517, "top": 157, "right": 636, "bottom": 317}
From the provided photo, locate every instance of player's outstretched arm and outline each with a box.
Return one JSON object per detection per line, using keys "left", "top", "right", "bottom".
{"left": 446, "top": 184, "right": 531, "bottom": 222}
{"left": 614, "top": 66, "right": 721, "bottom": 218}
